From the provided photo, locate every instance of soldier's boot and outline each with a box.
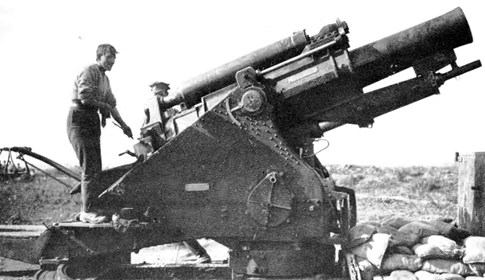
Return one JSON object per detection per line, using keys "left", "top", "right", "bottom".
{"left": 184, "top": 240, "right": 212, "bottom": 264}
{"left": 80, "top": 180, "right": 108, "bottom": 224}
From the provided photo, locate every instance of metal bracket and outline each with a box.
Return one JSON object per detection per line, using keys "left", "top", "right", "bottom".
{"left": 236, "top": 67, "right": 259, "bottom": 89}
{"left": 58, "top": 229, "right": 98, "bottom": 255}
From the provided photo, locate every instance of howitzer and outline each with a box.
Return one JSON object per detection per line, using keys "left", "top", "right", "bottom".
{"left": 157, "top": 7, "right": 479, "bottom": 135}
{"left": 0, "top": 7, "right": 480, "bottom": 280}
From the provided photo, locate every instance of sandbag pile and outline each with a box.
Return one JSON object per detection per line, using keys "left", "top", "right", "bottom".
{"left": 346, "top": 216, "right": 485, "bottom": 280}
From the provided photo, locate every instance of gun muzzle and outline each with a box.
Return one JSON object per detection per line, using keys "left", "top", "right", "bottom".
{"left": 350, "top": 7, "right": 474, "bottom": 87}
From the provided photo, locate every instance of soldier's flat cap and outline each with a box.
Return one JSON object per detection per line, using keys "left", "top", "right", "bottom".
{"left": 149, "top": 81, "right": 170, "bottom": 89}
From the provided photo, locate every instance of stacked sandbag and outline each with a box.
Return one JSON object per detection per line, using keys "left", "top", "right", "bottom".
{"left": 462, "top": 237, "right": 485, "bottom": 277}
{"left": 345, "top": 216, "right": 485, "bottom": 280}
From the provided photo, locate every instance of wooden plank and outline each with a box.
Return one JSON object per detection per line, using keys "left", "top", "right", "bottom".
{"left": 0, "top": 225, "right": 45, "bottom": 238}
{"left": 55, "top": 221, "right": 113, "bottom": 228}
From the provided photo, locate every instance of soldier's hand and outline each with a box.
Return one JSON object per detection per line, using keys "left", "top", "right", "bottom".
{"left": 122, "top": 125, "right": 133, "bottom": 139}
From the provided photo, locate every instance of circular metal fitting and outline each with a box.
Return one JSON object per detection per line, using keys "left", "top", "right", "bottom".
{"left": 247, "top": 172, "right": 293, "bottom": 227}
{"left": 240, "top": 88, "right": 266, "bottom": 115}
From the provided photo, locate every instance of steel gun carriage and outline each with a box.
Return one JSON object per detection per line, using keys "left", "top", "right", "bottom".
{"left": 0, "top": 7, "right": 481, "bottom": 280}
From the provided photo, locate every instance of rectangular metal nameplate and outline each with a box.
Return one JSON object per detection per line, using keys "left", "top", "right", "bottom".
{"left": 185, "top": 183, "right": 210, "bottom": 191}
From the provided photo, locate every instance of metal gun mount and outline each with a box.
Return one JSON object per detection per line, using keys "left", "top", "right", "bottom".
{"left": 0, "top": 7, "right": 481, "bottom": 280}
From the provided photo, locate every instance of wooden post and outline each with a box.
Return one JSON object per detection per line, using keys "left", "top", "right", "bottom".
{"left": 457, "top": 152, "right": 485, "bottom": 236}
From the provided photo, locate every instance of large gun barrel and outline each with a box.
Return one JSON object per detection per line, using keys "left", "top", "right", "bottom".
{"left": 163, "top": 30, "right": 311, "bottom": 107}
{"left": 163, "top": 7, "right": 474, "bottom": 110}
{"left": 351, "top": 7, "right": 473, "bottom": 87}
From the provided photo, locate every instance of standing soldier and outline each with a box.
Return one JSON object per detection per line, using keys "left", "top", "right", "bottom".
{"left": 68, "top": 44, "right": 133, "bottom": 224}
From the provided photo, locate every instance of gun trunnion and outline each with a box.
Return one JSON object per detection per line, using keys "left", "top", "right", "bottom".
{"left": 0, "top": 7, "right": 481, "bottom": 280}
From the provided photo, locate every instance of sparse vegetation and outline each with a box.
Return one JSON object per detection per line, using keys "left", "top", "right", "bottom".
{"left": 0, "top": 170, "right": 80, "bottom": 225}
{"left": 0, "top": 165, "right": 459, "bottom": 225}
{"left": 328, "top": 165, "right": 458, "bottom": 223}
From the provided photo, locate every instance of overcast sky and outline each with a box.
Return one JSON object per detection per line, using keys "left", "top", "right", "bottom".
{"left": 0, "top": 0, "right": 483, "bottom": 168}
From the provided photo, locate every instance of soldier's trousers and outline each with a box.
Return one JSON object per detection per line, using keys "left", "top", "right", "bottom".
{"left": 67, "top": 105, "right": 102, "bottom": 212}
